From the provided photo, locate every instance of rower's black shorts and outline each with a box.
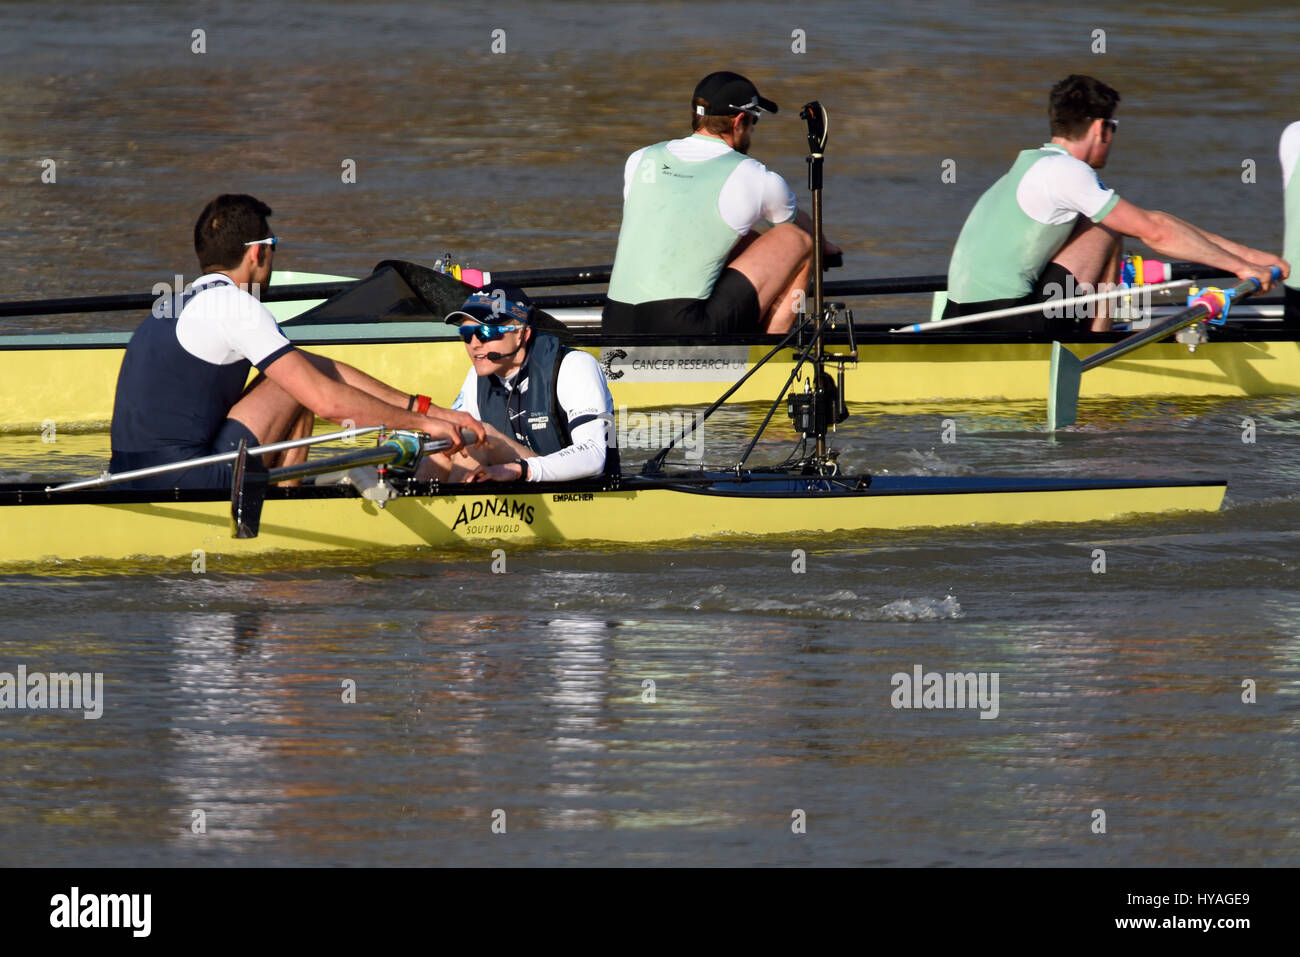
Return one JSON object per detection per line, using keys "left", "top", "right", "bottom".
{"left": 1286, "top": 285, "right": 1300, "bottom": 326}
{"left": 943, "top": 263, "right": 1090, "bottom": 336}
{"left": 108, "top": 418, "right": 265, "bottom": 491}
{"left": 602, "top": 268, "right": 760, "bottom": 335}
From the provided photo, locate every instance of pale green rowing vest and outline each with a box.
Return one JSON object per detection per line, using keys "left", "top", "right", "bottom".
{"left": 607, "top": 138, "right": 748, "bottom": 304}
{"left": 1285, "top": 150, "right": 1300, "bottom": 291}
{"left": 947, "top": 144, "right": 1119, "bottom": 302}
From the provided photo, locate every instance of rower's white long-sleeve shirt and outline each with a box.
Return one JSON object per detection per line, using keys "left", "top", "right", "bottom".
{"left": 450, "top": 349, "right": 614, "bottom": 482}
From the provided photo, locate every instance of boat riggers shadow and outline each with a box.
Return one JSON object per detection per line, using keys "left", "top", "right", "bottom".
{"left": 1048, "top": 267, "right": 1282, "bottom": 430}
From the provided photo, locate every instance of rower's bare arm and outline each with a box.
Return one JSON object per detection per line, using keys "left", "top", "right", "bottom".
{"left": 1154, "top": 216, "right": 1289, "bottom": 281}
{"left": 424, "top": 408, "right": 487, "bottom": 447}
{"left": 264, "top": 350, "right": 470, "bottom": 452}
{"left": 303, "top": 352, "right": 410, "bottom": 407}
{"left": 466, "top": 426, "right": 535, "bottom": 482}
{"left": 416, "top": 423, "right": 523, "bottom": 482}
{"left": 1187, "top": 231, "right": 1289, "bottom": 281}
{"left": 1102, "top": 200, "right": 1282, "bottom": 290}
{"left": 300, "top": 351, "right": 484, "bottom": 446}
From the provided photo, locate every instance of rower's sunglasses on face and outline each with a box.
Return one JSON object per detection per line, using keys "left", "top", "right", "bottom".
{"left": 1102, "top": 118, "right": 1118, "bottom": 134}
{"left": 459, "top": 322, "right": 524, "bottom": 343}
{"left": 243, "top": 237, "right": 278, "bottom": 248}
{"left": 729, "top": 97, "right": 762, "bottom": 124}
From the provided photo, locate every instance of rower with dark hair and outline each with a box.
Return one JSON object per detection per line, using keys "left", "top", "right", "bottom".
{"left": 602, "top": 71, "right": 840, "bottom": 336}
{"left": 419, "top": 284, "right": 616, "bottom": 483}
{"left": 109, "top": 194, "right": 484, "bottom": 488}
{"left": 945, "top": 74, "right": 1287, "bottom": 334}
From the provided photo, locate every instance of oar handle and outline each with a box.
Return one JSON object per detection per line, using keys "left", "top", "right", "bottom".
{"left": 263, "top": 432, "right": 450, "bottom": 485}
{"left": 1079, "top": 272, "right": 1274, "bottom": 373}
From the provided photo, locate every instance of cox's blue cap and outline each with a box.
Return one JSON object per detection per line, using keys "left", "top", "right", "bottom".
{"left": 444, "top": 283, "right": 534, "bottom": 325}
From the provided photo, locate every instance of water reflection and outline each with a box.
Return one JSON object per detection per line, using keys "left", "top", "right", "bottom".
{"left": 166, "top": 612, "right": 286, "bottom": 849}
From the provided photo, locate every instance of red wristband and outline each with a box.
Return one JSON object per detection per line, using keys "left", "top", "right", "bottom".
{"left": 415, "top": 394, "right": 431, "bottom": 415}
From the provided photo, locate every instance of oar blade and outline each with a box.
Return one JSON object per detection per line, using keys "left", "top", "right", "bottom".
{"left": 230, "top": 439, "right": 267, "bottom": 539}
{"left": 1048, "top": 341, "right": 1082, "bottom": 431}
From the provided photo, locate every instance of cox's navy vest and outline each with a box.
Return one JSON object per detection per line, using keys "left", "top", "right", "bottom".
{"left": 476, "top": 332, "right": 619, "bottom": 473}
{"left": 109, "top": 277, "right": 252, "bottom": 456}
{"left": 477, "top": 332, "right": 572, "bottom": 455}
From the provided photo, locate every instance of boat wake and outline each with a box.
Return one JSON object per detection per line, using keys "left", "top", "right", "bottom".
{"left": 685, "top": 588, "right": 964, "bottom": 621}
{"left": 888, "top": 449, "right": 975, "bottom": 477}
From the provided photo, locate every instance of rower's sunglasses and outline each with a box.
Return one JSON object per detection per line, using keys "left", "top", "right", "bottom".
{"left": 458, "top": 322, "right": 524, "bottom": 343}
{"left": 1102, "top": 118, "right": 1118, "bottom": 133}
{"left": 728, "top": 96, "right": 765, "bottom": 124}
{"left": 243, "top": 237, "right": 278, "bottom": 248}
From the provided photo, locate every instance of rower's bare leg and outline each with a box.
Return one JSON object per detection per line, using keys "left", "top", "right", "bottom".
{"left": 726, "top": 222, "right": 813, "bottom": 334}
{"left": 766, "top": 259, "right": 814, "bottom": 333}
{"left": 1052, "top": 218, "right": 1123, "bottom": 331}
{"left": 417, "top": 423, "right": 530, "bottom": 481}
{"left": 227, "top": 374, "right": 315, "bottom": 470}
{"left": 1092, "top": 236, "right": 1125, "bottom": 331}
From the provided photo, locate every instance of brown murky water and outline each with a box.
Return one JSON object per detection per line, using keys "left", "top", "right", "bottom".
{"left": 1, "top": 1, "right": 1299, "bottom": 868}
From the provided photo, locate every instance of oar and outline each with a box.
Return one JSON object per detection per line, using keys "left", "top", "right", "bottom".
{"left": 889, "top": 279, "right": 1193, "bottom": 333}
{"left": 260, "top": 432, "right": 446, "bottom": 485}
{"left": 230, "top": 430, "right": 460, "bottom": 538}
{"left": 45, "top": 425, "right": 385, "bottom": 492}
{"left": 0, "top": 265, "right": 619, "bottom": 319}
{"left": 0, "top": 259, "right": 1225, "bottom": 320}
{"left": 0, "top": 282, "right": 352, "bottom": 319}
{"left": 1048, "top": 267, "right": 1281, "bottom": 430}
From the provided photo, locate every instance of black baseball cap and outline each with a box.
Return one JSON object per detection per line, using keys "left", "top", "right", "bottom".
{"left": 693, "top": 71, "right": 778, "bottom": 117}
{"left": 444, "top": 283, "right": 534, "bottom": 325}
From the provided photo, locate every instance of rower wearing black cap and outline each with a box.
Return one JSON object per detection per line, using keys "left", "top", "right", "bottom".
{"left": 602, "top": 71, "right": 840, "bottom": 336}
{"left": 418, "top": 284, "right": 617, "bottom": 483}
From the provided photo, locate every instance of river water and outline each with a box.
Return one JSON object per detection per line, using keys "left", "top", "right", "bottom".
{"left": 1, "top": 1, "right": 1298, "bottom": 868}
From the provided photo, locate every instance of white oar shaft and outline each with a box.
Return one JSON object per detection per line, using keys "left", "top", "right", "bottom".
{"left": 890, "top": 279, "right": 1194, "bottom": 333}
{"left": 46, "top": 426, "right": 384, "bottom": 492}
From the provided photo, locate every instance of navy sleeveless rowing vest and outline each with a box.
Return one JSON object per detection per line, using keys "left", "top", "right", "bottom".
{"left": 109, "top": 277, "right": 251, "bottom": 456}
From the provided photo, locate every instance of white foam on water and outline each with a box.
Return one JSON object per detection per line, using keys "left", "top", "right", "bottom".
{"left": 895, "top": 450, "right": 973, "bottom": 476}
{"left": 877, "top": 594, "right": 963, "bottom": 621}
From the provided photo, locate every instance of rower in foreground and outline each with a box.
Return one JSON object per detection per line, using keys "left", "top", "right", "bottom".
{"left": 108, "top": 194, "right": 484, "bottom": 489}
{"left": 418, "top": 284, "right": 617, "bottom": 483}
{"left": 602, "top": 70, "right": 840, "bottom": 336}
{"left": 945, "top": 74, "right": 1288, "bottom": 335}
{"left": 1281, "top": 121, "right": 1300, "bottom": 326}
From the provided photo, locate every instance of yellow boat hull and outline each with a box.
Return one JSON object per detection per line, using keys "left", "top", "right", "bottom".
{"left": 4, "top": 335, "right": 1300, "bottom": 434}
{"left": 0, "top": 477, "right": 1226, "bottom": 571}
{"left": 7, "top": 267, "right": 1297, "bottom": 431}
